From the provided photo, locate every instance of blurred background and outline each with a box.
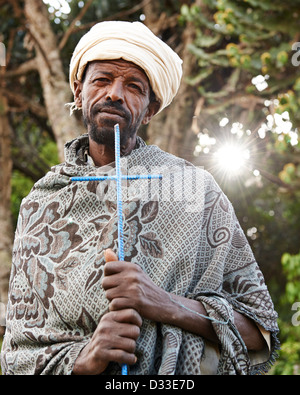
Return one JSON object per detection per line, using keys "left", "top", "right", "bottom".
{"left": 0, "top": 0, "right": 299, "bottom": 375}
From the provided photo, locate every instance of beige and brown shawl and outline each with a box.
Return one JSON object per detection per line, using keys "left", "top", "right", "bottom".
{"left": 1, "top": 135, "right": 279, "bottom": 375}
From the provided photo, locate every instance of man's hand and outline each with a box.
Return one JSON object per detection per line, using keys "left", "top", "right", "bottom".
{"left": 72, "top": 250, "right": 142, "bottom": 375}
{"left": 102, "top": 249, "right": 266, "bottom": 352}
{"left": 73, "top": 248, "right": 266, "bottom": 374}
{"left": 102, "top": 249, "right": 169, "bottom": 323}
{"left": 72, "top": 307, "right": 142, "bottom": 375}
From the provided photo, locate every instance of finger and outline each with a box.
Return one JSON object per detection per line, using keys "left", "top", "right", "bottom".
{"left": 103, "top": 349, "right": 138, "bottom": 366}
{"left": 106, "top": 309, "right": 143, "bottom": 328}
{"left": 104, "top": 248, "right": 119, "bottom": 262}
{"left": 111, "top": 322, "right": 141, "bottom": 341}
{"left": 108, "top": 297, "right": 135, "bottom": 312}
{"left": 103, "top": 261, "right": 125, "bottom": 278}
{"left": 92, "top": 334, "right": 138, "bottom": 367}
{"left": 104, "top": 309, "right": 143, "bottom": 330}
{"left": 104, "top": 260, "right": 138, "bottom": 278}
{"left": 103, "top": 331, "right": 138, "bottom": 352}
{"left": 102, "top": 266, "right": 124, "bottom": 290}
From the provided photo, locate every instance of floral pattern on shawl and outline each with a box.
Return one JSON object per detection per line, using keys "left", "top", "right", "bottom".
{"left": 8, "top": 199, "right": 83, "bottom": 329}
{"left": 1, "top": 135, "right": 279, "bottom": 375}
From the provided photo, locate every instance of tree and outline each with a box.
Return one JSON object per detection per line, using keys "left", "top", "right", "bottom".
{"left": 0, "top": 71, "right": 13, "bottom": 336}
{"left": 21, "top": 0, "right": 82, "bottom": 160}
{"left": 142, "top": 0, "right": 199, "bottom": 161}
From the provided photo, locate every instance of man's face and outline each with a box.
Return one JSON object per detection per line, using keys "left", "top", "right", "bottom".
{"left": 74, "top": 59, "right": 159, "bottom": 150}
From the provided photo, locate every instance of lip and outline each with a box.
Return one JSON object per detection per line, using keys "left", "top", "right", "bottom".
{"left": 99, "top": 109, "right": 125, "bottom": 118}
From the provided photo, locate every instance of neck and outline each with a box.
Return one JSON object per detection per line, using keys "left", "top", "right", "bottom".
{"left": 88, "top": 135, "right": 137, "bottom": 167}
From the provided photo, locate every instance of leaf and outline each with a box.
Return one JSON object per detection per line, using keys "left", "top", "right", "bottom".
{"left": 85, "top": 269, "right": 103, "bottom": 293}
{"left": 55, "top": 257, "right": 80, "bottom": 291}
{"left": 181, "top": 4, "right": 190, "bottom": 18}
{"left": 195, "top": 32, "right": 221, "bottom": 48}
{"left": 186, "top": 68, "right": 213, "bottom": 86}
{"left": 139, "top": 232, "right": 163, "bottom": 259}
{"left": 141, "top": 200, "right": 159, "bottom": 224}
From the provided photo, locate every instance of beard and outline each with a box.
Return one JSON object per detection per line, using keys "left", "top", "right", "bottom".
{"left": 83, "top": 101, "right": 142, "bottom": 151}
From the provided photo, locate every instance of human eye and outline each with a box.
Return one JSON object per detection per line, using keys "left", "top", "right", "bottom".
{"left": 128, "top": 82, "right": 141, "bottom": 91}
{"left": 93, "top": 76, "right": 111, "bottom": 84}
{"left": 128, "top": 81, "right": 146, "bottom": 95}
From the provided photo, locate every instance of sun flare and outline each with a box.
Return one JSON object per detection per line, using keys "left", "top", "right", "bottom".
{"left": 214, "top": 144, "right": 250, "bottom": 177}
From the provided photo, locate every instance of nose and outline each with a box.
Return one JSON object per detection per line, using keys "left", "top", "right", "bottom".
{"left": 105, "top": 79, "right": 124, "bottom": 104}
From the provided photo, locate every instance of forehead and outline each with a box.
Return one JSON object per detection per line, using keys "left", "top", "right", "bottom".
{"left": 84, "top": 59, "right": 150, "bottom": 83}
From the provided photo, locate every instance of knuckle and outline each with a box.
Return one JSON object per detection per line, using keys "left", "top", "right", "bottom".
{"left": 130, "top": 309, "right": 143, "bottom": 326}
{"left": 119, "top": 350, "right": 136, "bottom": 365}
{"left": 126, "top": 338, "right": 137, "bottom": 353}
{"left": 131, "top": 325, "right": 141, "bottom": 339}
{"left": 129, "top": 308, "right": 139, "bottom": 321}
{"left": 109, "top": 298, "right": 122, "bottom": 311}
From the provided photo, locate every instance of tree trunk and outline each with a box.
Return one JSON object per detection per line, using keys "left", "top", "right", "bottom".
{"left": 24, "top": 0, "right": 83, "bottom": 161}
{"left": 143, "top": 5, "right": 198, "bottom": 162}
{"left": 0, "top": 75, "right": 13, "bottom": 334}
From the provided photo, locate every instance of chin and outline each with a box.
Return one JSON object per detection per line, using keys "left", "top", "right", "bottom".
{"left": 87, "top": 116, "right": 139, "bottom": 149}
{"left": 89, "top": 127, "right": 115, "bottom": 149}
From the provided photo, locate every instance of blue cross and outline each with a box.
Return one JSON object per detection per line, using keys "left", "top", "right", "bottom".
{"left": 71, "top": 124, "right": 162, "bottom": 375}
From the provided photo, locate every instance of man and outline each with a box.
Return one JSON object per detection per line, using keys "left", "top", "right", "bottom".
{"left": 1, "top": 21, "right": 279, "bottom": 375}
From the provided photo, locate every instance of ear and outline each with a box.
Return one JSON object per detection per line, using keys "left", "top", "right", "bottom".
{"left": 142, "top": 100, "right": 161, "bottom": 125}
{"left": 73, "top": 80, "right": 83, "bottom": 109}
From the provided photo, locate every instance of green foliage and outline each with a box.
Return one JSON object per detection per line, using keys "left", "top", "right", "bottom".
{"left": 39, "top": 139, "right": 60, "bottom": 169}
{"left": 272, "top": 320, "right": 300, "bottom": 375}
{"left": 271, "top": 251, "right": 300, "bottom": 375}
{"left": 11, "top": 170, "right": 34, "bottom": 226}
{"left": 11, "top": 138, "right": 59, "bottom": 225}
{"left": 281, "top": 251, "right": 300, "bottom": 305}
{"left": 180, "top": 0, "right": 300, "bottom": 101}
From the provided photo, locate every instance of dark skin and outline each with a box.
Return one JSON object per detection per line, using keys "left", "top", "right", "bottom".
{"left": 72, "top": 59, "right": 266, "bottom": 375}
{"left": 73, "top": 60, "right": 160, "bottom": 166}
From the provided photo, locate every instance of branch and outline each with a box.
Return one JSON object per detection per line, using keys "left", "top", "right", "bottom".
{"left": 202, "top": 93, "right": 266, "bottom": 115}
{"left": 12, "top": 156, "right": 47, "bottom": 182}
{"left": 6, "top": 28, "right": 17, "bottom": 66}
{"left": 64, "top": 0, "right": 151, "bottom": 37}
{"left": 253, "top": 166, "right": 294, "bottom": 192}
{"left": 4, "top": 58, "right": 37, "bottom": 78}
{"left": 58, "top": 0, "right": 94, "bottom": 51}
{"left": 2, "top": 89, "right": 47, "bottom": 118}
{"left": 10, "top": 0, "right": 23, "bottom": 19}
{"left": 26, "top": 30, "right": 54, "bottom": 76}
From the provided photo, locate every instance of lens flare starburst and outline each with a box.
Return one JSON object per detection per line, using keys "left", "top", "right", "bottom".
{"left": 214, "top": 144, "right": 250, "bottom": 178}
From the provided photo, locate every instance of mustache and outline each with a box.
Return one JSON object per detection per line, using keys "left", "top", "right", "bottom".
{"left": 91, "top": 101, "right": 131, "bottom": 121}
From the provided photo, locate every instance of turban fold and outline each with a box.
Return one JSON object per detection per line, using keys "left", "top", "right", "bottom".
{"left": 69, "top": 21, "right": 183, "bottom": 113}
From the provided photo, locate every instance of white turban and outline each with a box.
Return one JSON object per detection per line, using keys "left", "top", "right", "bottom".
{"left": 69, "top": 21, "right": 183, "bottom": 114}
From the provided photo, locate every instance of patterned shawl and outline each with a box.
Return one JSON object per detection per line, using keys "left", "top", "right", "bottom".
{"left": 1, "top": 134, "right": 279, "bottom": 375}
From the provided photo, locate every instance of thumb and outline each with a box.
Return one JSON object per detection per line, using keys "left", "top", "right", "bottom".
{"left": 104, "top": 248, "right": 119, "bottom": 262}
